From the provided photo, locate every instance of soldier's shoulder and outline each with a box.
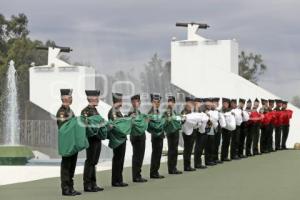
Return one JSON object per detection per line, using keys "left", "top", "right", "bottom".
{"left": 56, "top": 106, "right": 65, "bottom": 116}
{"left": 81, "top": 106, "right": 89, "bottom": 114}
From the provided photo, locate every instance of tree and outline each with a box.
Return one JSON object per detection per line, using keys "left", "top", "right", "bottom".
{"left": 239, "top": 51, "right": 267, "bottom": 84}
{"left": 291, "top": 96, "right": 300, "bottom": 108}
{"left": 139, "top": 54, "right": 188, "bottom": 104}
{"left": 0, "top": 13, "right": 55, "bottom": 121}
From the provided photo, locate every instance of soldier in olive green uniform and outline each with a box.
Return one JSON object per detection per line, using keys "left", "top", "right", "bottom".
{"left": 163, "top": 96, "right": 182, "bottom": 175}
{"left": 128, "top": 94, "right": 147, "bottom": 183}
{"left": 82, "top": 90, "right": 104, "bottom": 192}
{"left": 149, "top": 93, "right": 165, "bottom": 179}
{"left": 108, "top": 93, "right": 128, "bottom": 187}
{"left": 56, "top": 89, "right": 81, "bottom": 196}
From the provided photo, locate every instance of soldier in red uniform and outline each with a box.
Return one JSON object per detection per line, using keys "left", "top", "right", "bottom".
{"left": 259, "top": 98, "right": 271, "bottom": 153}
{"left": 267, "top": 99, "right": 276, "bottom": 152}
{"left": 274, "top": 99, "right": 283, "bottom": 150}
{"left": 280, "top": 101, "right": 293, "bottom": 150}
{"left": 251, "top": 99, "right": 262, "bottom": 155}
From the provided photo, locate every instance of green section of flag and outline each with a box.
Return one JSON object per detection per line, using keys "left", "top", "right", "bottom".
{"left": 108, "top": 117, "right": 132, "bottom": 149}
{"left": 58, "top": 117, "right": 89, "bottom": 157}
{"left": 86, "top": 115, "right": 110, "bottom": 139}
{"left": 131, "top": 114, "right": 148, "bottom": 136}
{"left": 164, "top": 115, "right": 182, "bottom": 134}
{"left": 147, "top": 114, "right": 165, "bottom": 137}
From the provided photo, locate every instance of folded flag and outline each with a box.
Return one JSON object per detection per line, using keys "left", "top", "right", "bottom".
{"left": 86, "top": 115, "right": 110, "bottom": 140}
{"left": 108, "top": 117, "right": 132, "bottom": 149}
{"left": 131, "top": 113, "right": 148, "bottom": 136}
{"left": 58, "top": 117, "right": 89, "bottom": 157}
{"left": 147, "top": 114, "right": 165, "bottom": 137}
{"left": 164, "top": 115, "right": 182, "bottom": 134}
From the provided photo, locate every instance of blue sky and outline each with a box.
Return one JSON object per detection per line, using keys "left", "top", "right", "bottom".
{"left": 1, "top": 0, "right": 300, "bottom": 100}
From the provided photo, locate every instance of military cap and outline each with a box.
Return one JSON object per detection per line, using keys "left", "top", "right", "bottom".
{"left": 167, "top": 95, "right": 176, "bottom": 102}
{"left": 231, "top": 99, "right": 237, "bottom": 103}
{"left": 247, "top": 99, "right": 252, "bottom": 103}
{"left": 268, "top": 99, "right": 275, "bottom": 103}
{"left": 185, "top": 96, "right": 194, "bottom": 102}
{"left": 131, "top": 94, "right": 140, "bottom": 101}
{"left": 85, "top": 90, "right": 100, "bottom": 96}
{"left": 112, "top": 93, "right": 123, "bottom": 103}
{"left": 212, "top": 97, "right": 220, "bottom": 102}
{"left": 275, "top": 99, "right": 282, "bottom": 104}
{"left": 239, "top": 98, "right": 246, "bottom": 103}
{"left": 60, "top": 89, "right": 72, "bottom": 96}
{"left": 204, "top": 98, "right": 213, "bottom": 102}
{"left": 254, "top": 98, "right": 260, "bottom": 103}
{"left": 150, "top": 93, "right": 161, "bottom": 101}
{"left": 194, "top": 98, "right": 203, "bottom": 103}
{"left": 222, "top": 98, "right": 230, "bottom": 103}
{"left": 261, "top": 98, "right": 267, "bottom": 104}
{"left": 282, "top": 100, "right": 288, "bottom": 105}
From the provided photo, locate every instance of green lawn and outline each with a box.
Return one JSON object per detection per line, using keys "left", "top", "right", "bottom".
{"left": 0, "top": 150, "right": 299, "bottom": 200}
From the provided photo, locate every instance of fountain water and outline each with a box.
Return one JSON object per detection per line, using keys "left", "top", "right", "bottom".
{"left": 0, "top": 60, "right": 33, "bottom": 165}
{"left": 3, "top": 60, "right": 20, "bottom": 145}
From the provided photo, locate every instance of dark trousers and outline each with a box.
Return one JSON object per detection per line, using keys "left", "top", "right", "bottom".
{"left": 231, "top": 126, "right": 240, "bottom": 158}
{"left": 205, "top": 134, "right": 215, "bottom": 164}
{"left": 130, "top": 134, "right": 146, "bottom": 180}
{"left": 238, "top": 123, "right": 247, "bottom": 156}
{"left": 150, "top": 135, "right": 164, "bottom": 176}
{"left": 167, "top": 132, "right": 179, "bottom": 173}
{"left": 281, "top": 125, "right": 290, "bottom": 149}
{"left": 83, "top": 136, "right": 101, "bottom": 188}
{"left": 246, "top": 124, "right": 253, "bottom": 155}
{"left": 267, "top": 124, "right": 274, "bottom": 151}
{"left": 214, "top": 128, "right": 222, "bottom": 161}
{"left": 260, "top": 125, "right": 268, "bottom": 153}
{"left": 182, "top": 131, "right": 195, "bottom": 169}
{"left": 194, "top": 132, "right": 207, "bottom": 167}
{"left": 275, "top": 126, "right": 282, "bottom": 150}
{"left": 221, "top": 128, "right": 232, "bottom": 160}
{"left": 252, "top": 123, "right": 260, "bottom": 154}
{"left": 61, "top": 153, "right": 78, "bottom": 190}
{"left": 112, "top": 141, "right": 126, "bottom": 184}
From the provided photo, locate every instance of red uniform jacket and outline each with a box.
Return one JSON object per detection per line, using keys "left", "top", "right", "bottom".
{"left": 281, "top": 109, "right": 293, "bottom": 125}
{"left": 273, "top": 110, "right": 283, "bottom": 127}
{"left": 249, "top": 111, "right": 262, "bottom": 125}
{"left": 268, "top": 110, "right": 277, "bottom": 126}
{"left": 261, "top": 112, "right": 272, "bottom": 126}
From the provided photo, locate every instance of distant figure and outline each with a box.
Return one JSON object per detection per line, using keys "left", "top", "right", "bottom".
{"left": 280, "top": 101, "right": 293, "bottom": 149}
{"left": 274, "top": 99, "right": 283, "bottom": 150}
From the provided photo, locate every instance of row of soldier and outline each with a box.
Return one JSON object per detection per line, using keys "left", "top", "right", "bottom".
{"left": 56, "top": 89, "right": 293, "bottom": 196}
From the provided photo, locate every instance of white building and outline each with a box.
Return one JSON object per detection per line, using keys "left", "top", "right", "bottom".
{"left": 171, "top": 23, "right": 300, "bottom": 148}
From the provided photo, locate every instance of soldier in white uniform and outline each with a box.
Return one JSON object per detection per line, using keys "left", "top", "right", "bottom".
{"left": 194, "top": 98, "right": 209, "bottom": 169}
{"left": 181, "top": 96, "right": 197, "bottom": 171}
{"left": 205, "top": 98, "right": 220, "bottom": 165}
{"left": 230, "top": 99, "right": 243, "bottom": 160}
{"left": 194, "top": 98, "right": 211, "bottom": 169}
{"left": 221, "top": 98, "right": 236, "bottom": 162}
{"left": 238, "top": 98, "right": 250, "bottom": 158}
{"left": 209, "top": 98, "right": 226, "bottom": 164}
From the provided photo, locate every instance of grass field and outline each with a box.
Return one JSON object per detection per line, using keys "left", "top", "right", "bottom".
{"left": 0, "top": 150, "right": 299, "bottom": 200}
